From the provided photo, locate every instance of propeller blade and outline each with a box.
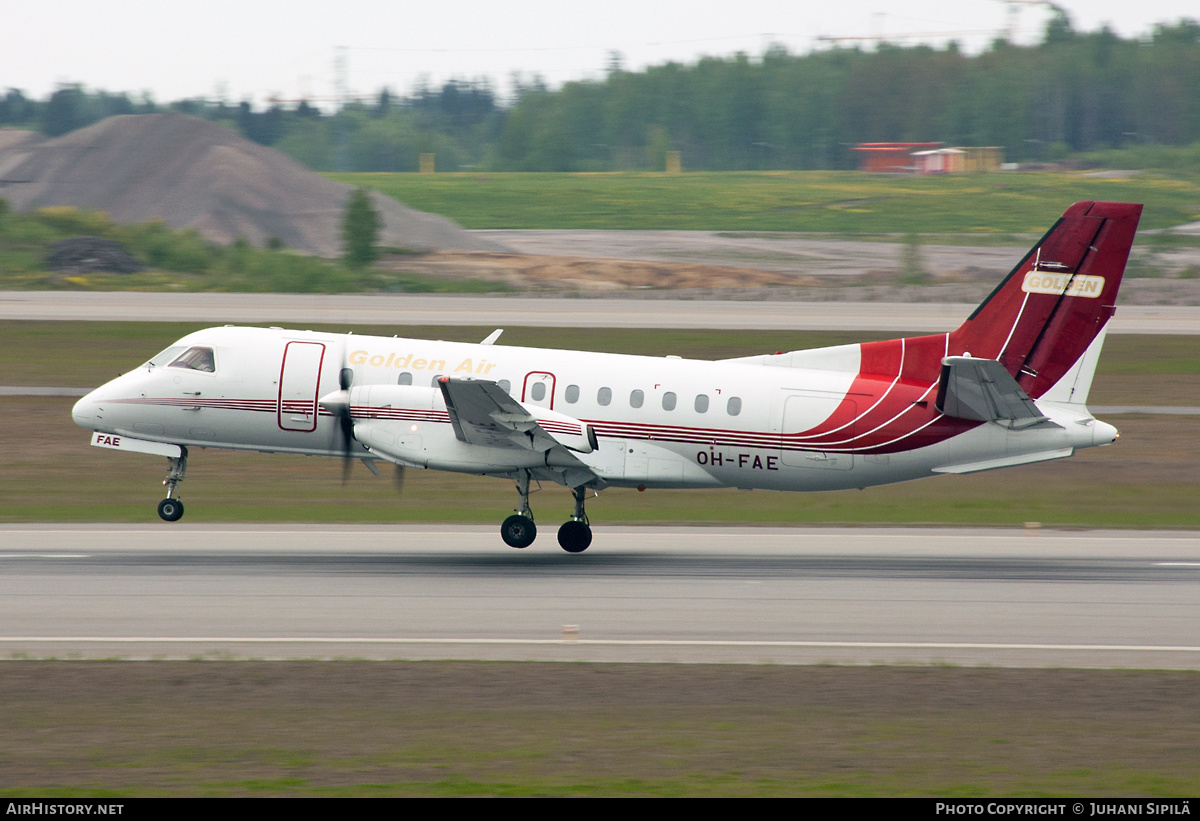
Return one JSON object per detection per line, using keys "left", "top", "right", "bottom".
{"left": 323, "top": 363, "right": 357, "bottom": 483}
{"left": 393, "top": 464, "right": 406, "bottom": 494}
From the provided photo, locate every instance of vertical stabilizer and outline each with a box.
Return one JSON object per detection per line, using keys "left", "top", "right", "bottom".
{"left": 948, "top": 201, "right": 1141, "bottom": 400}
{"left": 1037, "top": 324, "right": 1109, "bottom": 405}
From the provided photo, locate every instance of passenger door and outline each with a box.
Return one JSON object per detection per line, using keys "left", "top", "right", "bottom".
{"left": 278, "top": 341, "right": 326, "bottom": 432}
{"left": 522, "top": 371, "right": 556, "bottom": 410}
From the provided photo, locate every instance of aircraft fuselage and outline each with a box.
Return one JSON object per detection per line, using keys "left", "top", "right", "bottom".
{"left": 72, "top": 324, "right": 1113, "bottom": 494}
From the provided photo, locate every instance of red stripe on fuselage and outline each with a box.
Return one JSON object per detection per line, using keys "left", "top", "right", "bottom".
{"left": 115, "top": 385, "right": 980, "bottom": 456}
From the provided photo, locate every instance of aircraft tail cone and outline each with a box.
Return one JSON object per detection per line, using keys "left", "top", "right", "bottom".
{"left": 1093, "top": 419, "right": 1119, "bottom": 447}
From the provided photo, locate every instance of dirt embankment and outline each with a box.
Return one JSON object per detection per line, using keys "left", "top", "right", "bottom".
{"left": 381, "top": 228, "right": 1200, "bottom": 303}
{"left": 383, "top": 248, "right": 1200, "bottom": 305}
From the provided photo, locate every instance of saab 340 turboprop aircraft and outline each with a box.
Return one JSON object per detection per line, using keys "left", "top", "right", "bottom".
{"left": 73, "top": 201, "right": 1141, "bottom": 552}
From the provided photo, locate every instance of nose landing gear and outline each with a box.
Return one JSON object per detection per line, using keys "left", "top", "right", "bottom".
{"left": 157, "top": 497, "right": 184, "bottom": 522}
{"left": 157, "top": 449, "right": 188, "bottom": 522}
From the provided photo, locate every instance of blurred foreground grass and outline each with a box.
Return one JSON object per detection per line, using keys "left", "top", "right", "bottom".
{"left": 1, "top": 663, "right": 1197, "bottom": 797}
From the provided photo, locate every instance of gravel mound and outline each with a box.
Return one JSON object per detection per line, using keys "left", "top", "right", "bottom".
{"left": 0, "top": 113, "right": 506, "bottom": 257}
{"left": 0, "top": 130, "right": 44, "bottom": 181}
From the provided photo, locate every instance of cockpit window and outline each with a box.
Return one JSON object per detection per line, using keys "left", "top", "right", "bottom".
{"left": 168, "top": 346, "right": 216, "bottom": 373}
{"left": 145, "top": 346, "right": 187, "bottom": 368}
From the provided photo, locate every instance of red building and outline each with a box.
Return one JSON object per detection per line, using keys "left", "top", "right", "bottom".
{"left": 853, "top": 142, "right": 944, "bottom": 173}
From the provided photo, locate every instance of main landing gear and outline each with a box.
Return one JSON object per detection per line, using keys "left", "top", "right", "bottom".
{"left": 500, "top": 470, "right": 538, "bottom": 548}
{"left": 557, "top": 486, "right": 592, "bottom": 554}
{"left": 499, "top": 471, "right": 593, "bottom": 553}
{"left": 156, "top": 450, "right": 188, "bottom": 522}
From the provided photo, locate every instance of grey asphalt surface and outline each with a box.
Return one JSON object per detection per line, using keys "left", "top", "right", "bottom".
{"left": 2, "top": 525, "right": 1197, "bottom": 668}
{"left": 4, "top": 291, "right": 1199, "bottom": 333}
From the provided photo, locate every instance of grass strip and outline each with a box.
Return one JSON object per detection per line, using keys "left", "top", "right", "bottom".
{"left": 1, "top": 662, "right": 1197, "bottom": 797}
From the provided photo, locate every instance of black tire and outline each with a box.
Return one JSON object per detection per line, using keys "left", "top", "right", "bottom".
{"left": 557, "top": 520, "right": 592, "bottom": 553}
{"left": 500, "top": 515, "right": 537, "bottom": 548}
{"left": 157, "top": 498, "right": 184, "bottom": 522}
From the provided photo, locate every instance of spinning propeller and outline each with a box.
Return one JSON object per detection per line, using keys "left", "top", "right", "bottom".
{"left": 315, "top": 366, "right": 356, "bottom": 483}
{"left": 318, "top": 364, "right": 406, "bottom": 490}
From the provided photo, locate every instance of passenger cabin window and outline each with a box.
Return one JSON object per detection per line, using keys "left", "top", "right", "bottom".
{"left": 694, "top": 394, "right": 709, "bottom": 413}
{"left": 565, "top": 384, "right": 580, "bottom": 403}
{"left": 662, "top": 391, "right": 676, "bottom": 411}
{"left": 597, "top": 387, "right": 612, "bottom": 406}
{"left": 629, "top": 389, "right": 644, "bottom": 408}
{"left": 727, "top": 396, "right": 742, "bottom": 416}
{"left": 397, "top": 372, "right": 413, "bottom": 385}
{"left": 431, "top": 374, "right": 444, "bottom": 386}
{"left": 530, "top": 381, "right": 547, "bottom": 402}
{"left": 169, "top": 346, "right": 216, "bottom": 373}
{"left": 498, "top": 379, "right": 511, "bottom": 394}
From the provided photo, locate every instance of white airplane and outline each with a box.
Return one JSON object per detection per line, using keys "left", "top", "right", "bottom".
{"left": 73, "top": 200, "right": 1141, "bottom": 552}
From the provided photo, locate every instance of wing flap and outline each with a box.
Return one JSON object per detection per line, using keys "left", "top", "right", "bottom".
{"left": 437, "top": 378, "right": 599, "bottom": 453}
{"left": 437, "top": 377, "right": 560, "bottom": 450}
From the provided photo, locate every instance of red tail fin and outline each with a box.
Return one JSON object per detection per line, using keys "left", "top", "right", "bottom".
{"left": 948, "top": 201, "right": 1142, "bottom": 399}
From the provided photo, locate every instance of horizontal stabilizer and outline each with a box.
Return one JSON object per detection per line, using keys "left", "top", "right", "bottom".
{"left": 935, "top": 356, "right": 1047, "bottom": 427}
{"left": 933, "top": 448, "right": 1074, "bottom": 474}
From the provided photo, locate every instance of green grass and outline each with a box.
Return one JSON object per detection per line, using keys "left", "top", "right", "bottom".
{"left": 0, "top": 206, "right": 510, "bottom": 294}
{"left": 330, "top": 170, "right": 1200, "bottom": 233}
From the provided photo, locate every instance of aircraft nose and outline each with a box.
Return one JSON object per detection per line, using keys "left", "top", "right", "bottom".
{"left": 72, "top": 390, "right": 99, "bottom": 430}
{"left": 1092, "top": 419, "right": 1119, "bottom": 446}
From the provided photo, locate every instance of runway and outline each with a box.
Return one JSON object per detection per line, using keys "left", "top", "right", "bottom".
{"left": 2, "top": 525, "right": 1198, "bottom": 668}
{"left": 4, "top": 291, "right": 1199, "bottom": 333}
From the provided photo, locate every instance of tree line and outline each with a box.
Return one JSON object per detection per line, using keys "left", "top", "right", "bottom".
{"left": 3, "top": 11, "right": 1198, "bottom": 172}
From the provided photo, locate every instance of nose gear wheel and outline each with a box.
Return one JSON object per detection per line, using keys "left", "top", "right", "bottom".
{"left": 157, "top": 498, "right": 184, "bottom": 522}
{"left": 157, "top": 449, "right": 188, "bottom": 522}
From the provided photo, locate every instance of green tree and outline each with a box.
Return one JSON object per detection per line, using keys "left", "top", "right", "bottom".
{"left": 42, "top": 84, "right": 87, "bottom": 136}
{"left": 341, "top": 188, "right": 382, "bottom": 268}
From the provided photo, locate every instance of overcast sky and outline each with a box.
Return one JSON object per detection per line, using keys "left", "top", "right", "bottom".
{"left": 5, "top": 0, "right": 1198, "bottom": 108}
